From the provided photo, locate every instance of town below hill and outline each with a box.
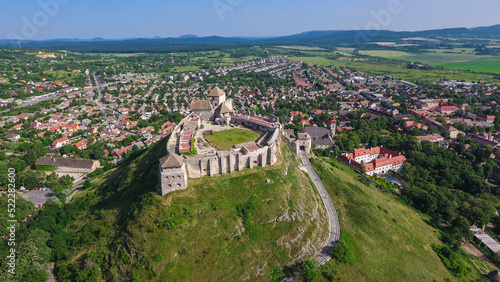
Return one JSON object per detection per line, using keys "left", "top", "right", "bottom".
{"left": 0, "top": 45, "right": 499, "bottom": 280}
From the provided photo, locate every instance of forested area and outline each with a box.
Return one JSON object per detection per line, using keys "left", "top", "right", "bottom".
{"left": 0, "top": 193, "right": 96, "bottom": 281}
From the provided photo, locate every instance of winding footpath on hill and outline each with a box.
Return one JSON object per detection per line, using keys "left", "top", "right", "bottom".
{"left": 299, "top": 152, "right": 340, "bottom": 265}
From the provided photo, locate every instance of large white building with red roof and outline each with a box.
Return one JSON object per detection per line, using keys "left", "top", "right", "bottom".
{"left": 339, "top": 146, "right": 406, "bottom": 176}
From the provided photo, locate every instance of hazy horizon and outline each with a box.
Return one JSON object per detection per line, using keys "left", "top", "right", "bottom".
{"left": 1, "top": 0, "right": 500, "bottom": 40}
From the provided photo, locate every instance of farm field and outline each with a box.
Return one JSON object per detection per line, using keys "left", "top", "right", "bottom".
{"left": 83, "top": 52, "right": 146, "bottom": 57}
{"left": 438, "top": 59, "right": 500, "bottom": 74}
{"left": 288, "top": 55, "right": 500, "bottom": 84}
{"left": 278, "top": 46, "right": 327, "bottom": 51}
{"left": 288, "top": 56, "right": 339, "bottom": 66}
{"left": 359, "top": 48, "right": 500, "bottom": 65}
{"left": 173, "top": 66, "right": 201, "bottom": 72}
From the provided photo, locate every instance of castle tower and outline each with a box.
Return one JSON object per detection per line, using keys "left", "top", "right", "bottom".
{"left": 296, "top": 132, "right": 312, "bottom": 154}
{"left": 207, "top": 86, "right": 226, "bottom": 108}
{"left": 159, "top": 154, "right": 188, "bottom": 195}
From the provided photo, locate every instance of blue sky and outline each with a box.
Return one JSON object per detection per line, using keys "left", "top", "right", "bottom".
{"left": 1, "top": 0, "right": 500, "bottom": 40}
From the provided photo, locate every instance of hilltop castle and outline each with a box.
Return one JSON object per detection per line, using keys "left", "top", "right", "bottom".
{"left": 158, "top": 87, "right": 282, "bottom": 196}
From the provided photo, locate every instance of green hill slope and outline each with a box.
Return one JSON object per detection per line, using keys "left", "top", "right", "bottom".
{"left": 311, "top": 158, "right": 485, "bottom": 281}
{"left": 57, "top": 139, "right": 329, "bottom": 281}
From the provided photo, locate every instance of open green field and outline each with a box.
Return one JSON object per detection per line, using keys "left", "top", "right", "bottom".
{"left": 288, "top": 55, "right": 500, "bottom": 84}
{"left": 336, "top": 47, "right": 355, "bottom": 53}
{"left": 204, "top": 128, "right": 261, "bottom": 150}
{"left": 216, "top": 56, "right": 260, "bottom": 66}
{"left": 83, "top": 52, "right": 146, "bottom": 57}
{"left": 311, "top": 158, "right": 486, "bottom": 281}
{"left": 289, "top": 56, "right": 339, "bottom": 66}
{"left": 359, "top": 48, "right": 500, "bottom": 65}
{"left": 359, "top": 50, "right": 414, "bottom": 59}
{"left": 63, "top": 141, "right": 328, "bottom": 281}
{"left": 438, "top": 59, "right": 500, "bottom": 74}
{"left": 278, "top": 46, "right": 327, "bottom": 51}
{"left": 173, "top": 66, "right": 201, "bottom": 73}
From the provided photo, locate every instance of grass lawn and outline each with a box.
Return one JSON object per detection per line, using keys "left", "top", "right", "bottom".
{"left": 311, "top": 158, "right": 486, "bottom": 281}
{"left": 204, "top": 128, "right": 261, "bottom": 150}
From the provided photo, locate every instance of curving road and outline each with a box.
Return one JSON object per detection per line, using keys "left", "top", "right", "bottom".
{"left": 300, "top": 152, "right": 340, "bottom": 265}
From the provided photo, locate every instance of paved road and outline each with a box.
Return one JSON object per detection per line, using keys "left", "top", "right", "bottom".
{"left": 0, "top": 86, "right": 99, "bottom": 114}
{"left": 94, "top": 72, "right": 125, "bottom": 118}
{"left": 300, "top": 152, "right": 340, "bottom": 265}
{"left": 21, "top": 87, "right": 98, "bottom": 108}
{"left": 93, "top": 72, "right": 108, "bottom": 111}
{"left": 65, "top": 177, "right": 87, "bottom": 203}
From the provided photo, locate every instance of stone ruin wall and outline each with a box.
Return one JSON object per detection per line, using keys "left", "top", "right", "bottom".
{"left": 161, "top": 113, "right": 282, "bottom": 195}
{"left": 184, "top": 127, "right": 280, "bottom": 179}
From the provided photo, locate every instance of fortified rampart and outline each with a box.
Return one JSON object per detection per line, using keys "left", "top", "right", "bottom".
{"left": 159, "top": 112, "right": 281, "bottom": 195}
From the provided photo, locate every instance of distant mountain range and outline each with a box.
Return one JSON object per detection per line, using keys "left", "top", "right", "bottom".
{"left": 1, "top": 24, "right": 500, "bottom": 53}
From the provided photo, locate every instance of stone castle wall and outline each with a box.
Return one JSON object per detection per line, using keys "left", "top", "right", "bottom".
{"left": 160, "top": 113, "right": 281, "bottom": 194}
{"left": 183, "top": 138, "right": 279, "bottom": 179}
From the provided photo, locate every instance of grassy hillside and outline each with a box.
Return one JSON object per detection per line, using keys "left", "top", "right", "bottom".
{"left": 310, "top": 158, "right": 486, "bottom": 281}
{"left": 57, "top": 139, "right": 329, "bottom": 281}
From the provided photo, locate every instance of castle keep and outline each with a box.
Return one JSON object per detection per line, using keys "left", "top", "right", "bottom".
{"left": 159, "top": 87, "right": 282, "bottom": 196}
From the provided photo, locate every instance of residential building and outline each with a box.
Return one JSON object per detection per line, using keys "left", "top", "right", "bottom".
{"left": 339, "top": 146, "right": 406, "bottom": 176}
{"left": 52, "top": 137, "right": 69, "bottom": 148}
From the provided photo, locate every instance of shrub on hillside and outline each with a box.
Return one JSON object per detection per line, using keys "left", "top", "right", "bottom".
{"left": 302, "top": 260, "right": 317, "bottom": 282}
{"left": 331, "top": 232, "right": 356, "bottom": 265}
{"left": 432, "top": 245, "right": 469, "bottom": 278}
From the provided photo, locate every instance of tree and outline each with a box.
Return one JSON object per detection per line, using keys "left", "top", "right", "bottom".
{"left": 46, "top": 172, "right": 59, "bottom": 187}
{"left": 0, "top": 229, "right": 51, "bottom": 281}
{"left": 493, "top": 216, "right": 500, "bottom": 235}
{"left": 82, "top": 179, "right": 92, "bottom": 189}
{"left": 369, "top": 134, "right": 379, "bottom": 147}
{"left": 436, "top": 117, "right": 446, "bottom": 124}
{"left": 60, "top": 144, "right": 74, "bottom": 156}
{"left": 302, "top": 260, "right": 317, "bottom": 282}
{"left": 452, "top": 215, "right": 471, "bottom": 240}
{"left": 23, "top": 150, "right": 38, "bottom": 166}
{"left": 46, "top": 196, "right": 62, "bottom": 205}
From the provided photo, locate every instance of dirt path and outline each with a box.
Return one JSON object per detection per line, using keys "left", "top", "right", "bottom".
{"left": 461, "top": 241, "right": 499, "bottom": 272}
{"left": 46, "top": 262, "right": 55, "bottom": 282}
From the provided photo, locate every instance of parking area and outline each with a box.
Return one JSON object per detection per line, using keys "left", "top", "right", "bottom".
{"left": 20, "top": 189, "right": 54, "bottom": 206}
